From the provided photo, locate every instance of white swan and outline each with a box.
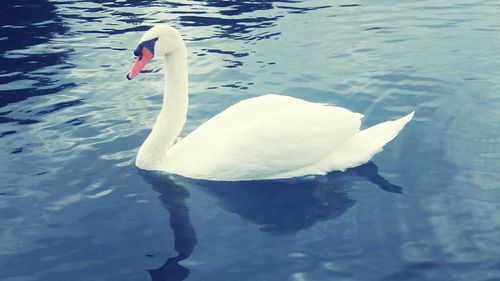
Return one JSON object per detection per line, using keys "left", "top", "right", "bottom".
{"left": 127, "top": 25, "right": 414, "bottom": 181}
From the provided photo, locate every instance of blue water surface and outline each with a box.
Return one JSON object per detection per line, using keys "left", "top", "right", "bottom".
{"left": 1, "top": 1, "right": 499, "bottom": 280}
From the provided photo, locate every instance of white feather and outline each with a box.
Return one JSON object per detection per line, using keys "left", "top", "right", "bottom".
{"left": 131, "top": 25, "right": 414, "bottom": 181}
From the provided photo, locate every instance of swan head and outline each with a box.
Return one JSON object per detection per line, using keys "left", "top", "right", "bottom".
{"left": 127, "top": 25, "right": 183, "bottom": 80}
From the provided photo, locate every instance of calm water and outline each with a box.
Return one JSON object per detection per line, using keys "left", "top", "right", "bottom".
{"left": 1, "top": 0, "right": 500, "bottom": 280}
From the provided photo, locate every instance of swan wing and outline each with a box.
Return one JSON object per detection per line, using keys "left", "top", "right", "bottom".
{"left": 163, "top": 94, "right": 363, "bottom": 180}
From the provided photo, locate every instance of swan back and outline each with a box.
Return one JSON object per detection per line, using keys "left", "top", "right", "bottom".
{"left": 163, "top": 94, "right": 364, "bottom": 180}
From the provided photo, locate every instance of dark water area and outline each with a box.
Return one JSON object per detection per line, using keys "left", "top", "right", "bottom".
{"left": 1, "top": 0, "right": 499, "bottom": 280}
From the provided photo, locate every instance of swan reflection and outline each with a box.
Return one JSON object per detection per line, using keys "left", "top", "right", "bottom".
{"left": 140, "top": 161, "right": 402, "bottom": 280}
{"left": 143, "top": 177, "right": 196, "bottom": 281}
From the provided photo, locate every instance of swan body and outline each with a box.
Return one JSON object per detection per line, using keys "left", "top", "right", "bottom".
{"left": 127, "top": 25, "right": 414, "bottom": 181}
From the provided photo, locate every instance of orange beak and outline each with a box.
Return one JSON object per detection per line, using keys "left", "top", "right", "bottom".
{"left": 127, "top": 47, "right": 154, "bottom": 80}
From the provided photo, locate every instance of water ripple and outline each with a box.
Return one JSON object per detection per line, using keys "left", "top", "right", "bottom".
{"left": 1, "top": 0, "right": 500, "bottom": 280}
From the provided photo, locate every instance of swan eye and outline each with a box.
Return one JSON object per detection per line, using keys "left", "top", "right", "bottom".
{"left": 134, "top": 37, "right": 158, "bottom": 58}
{"left": 134, "top": 44, "right": 143, "bottom": 57}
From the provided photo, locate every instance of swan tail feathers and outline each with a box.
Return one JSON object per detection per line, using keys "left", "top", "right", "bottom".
{"left": 320, "top": 111, "right": 414, "bottom": 172}
{"left": 356, "top": 111, "right": 414, "bottom": 152}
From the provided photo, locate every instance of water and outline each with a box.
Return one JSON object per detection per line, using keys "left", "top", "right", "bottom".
{"left": 1, "top": 0, "right": 499, "bottom": 280}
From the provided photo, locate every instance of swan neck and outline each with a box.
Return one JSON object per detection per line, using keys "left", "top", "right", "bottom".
{"left": 136, "top": 46, "right": 188, "bottom": 170}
